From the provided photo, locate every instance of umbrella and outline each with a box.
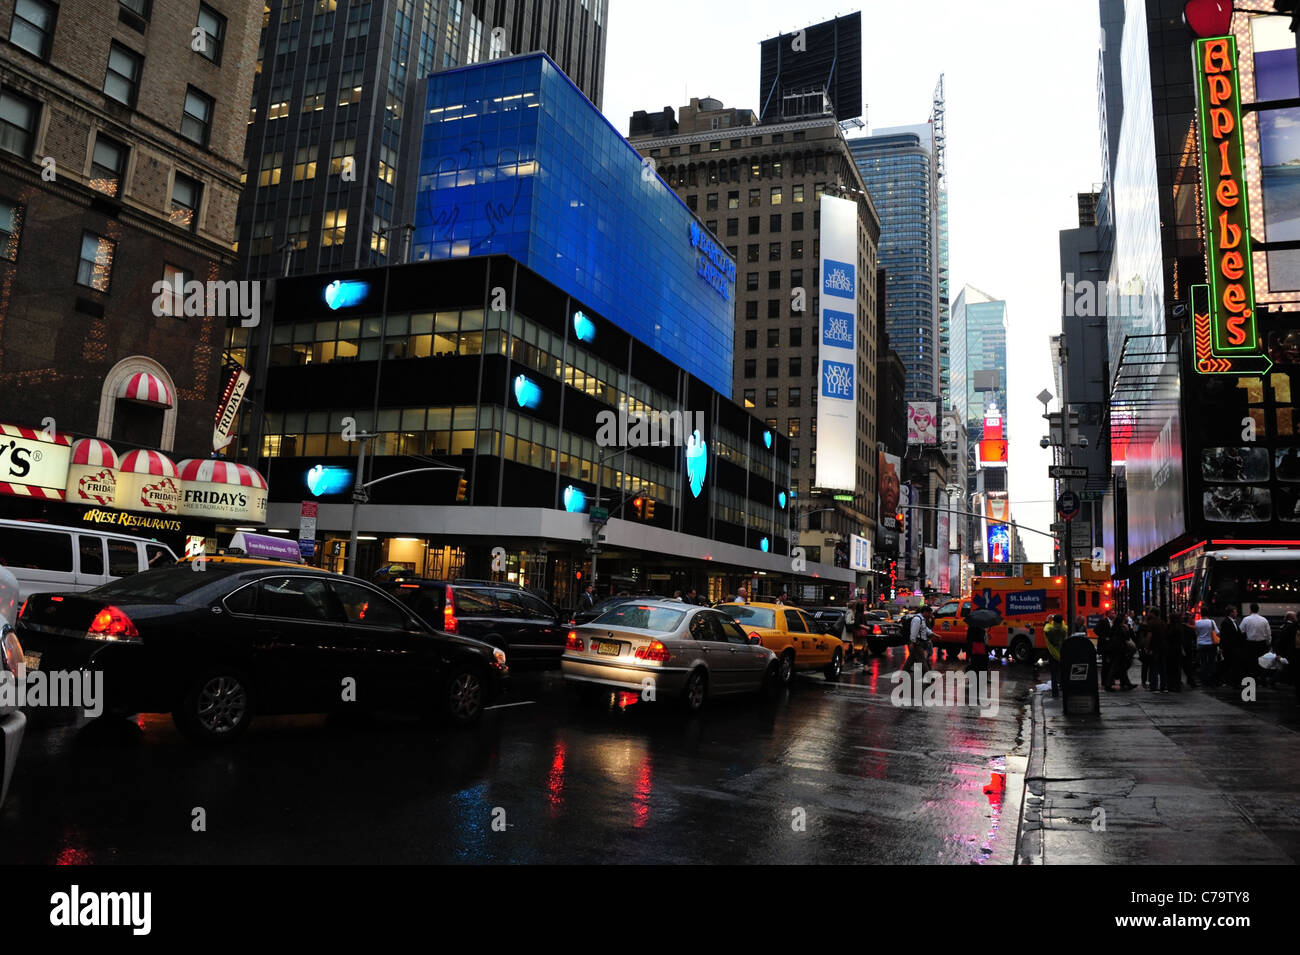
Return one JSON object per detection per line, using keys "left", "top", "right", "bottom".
{"left": 967, "top": 608, "right": 1002, "bottom": 629}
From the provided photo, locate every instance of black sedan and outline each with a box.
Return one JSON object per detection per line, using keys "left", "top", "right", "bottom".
{"left": 16, "top": 563, "right": 507, "bottom": 743}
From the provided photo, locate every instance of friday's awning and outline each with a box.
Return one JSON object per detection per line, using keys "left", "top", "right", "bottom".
{"left": 118, "top": 372, "right": 173, "bottom": 408}
{"left": 177, "top": 458, "right": 268, "bottom": 523}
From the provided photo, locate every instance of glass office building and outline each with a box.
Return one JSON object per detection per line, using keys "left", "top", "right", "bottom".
{"left": 950, "top": 285, "right": 1008, "bottom": 440}
{"left": 411, "top": 53, "right": 734, "bottom": 396}
{"left": 848, "top": 128, "right": 939, "bottom": 403}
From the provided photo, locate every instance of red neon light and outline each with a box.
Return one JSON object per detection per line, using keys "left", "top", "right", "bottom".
{"left": 1172, "top": 572, "right": 1194, "bottom": 582}
{"left": 1209, "top": 540, "right": 1300, "bottom": 546}
{"left": 1170, "top": 541, "right": 1206, "bottom": 560}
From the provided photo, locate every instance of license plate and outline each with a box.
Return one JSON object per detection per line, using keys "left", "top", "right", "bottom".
{"left": 22, "top": 652, "right": 40, "bottom": 672}
{"left": 596, "top": 641, "right": 621, "bottom": 656}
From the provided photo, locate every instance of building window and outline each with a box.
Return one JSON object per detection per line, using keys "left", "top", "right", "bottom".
{"left": 793, "top": 184, "right": 805, "bottom": 203}
{"left": 170, "top": 173, "right": 201, "bottom": 230}
{"left": 767, "top": 299, "right": 780, "bottom": 319}
{"left": 770, "top": 186, "right": 782, "bottom": 205}
{"left": 748, "top": 188, "right": 760, "bottom": 207}
{"left": 765, "top": 357, "right": 778, "bottom": 377}
{"left": 768, "top": 242, "right": 781, "bottom": 261}
{"left": 792, "top": 212, "right": 803, "bottom": 230}
{"left": 181, "top": 87, "right": 214, "bottom": 145}
{"left": 790, "top": 268, "right": 803, "bottom": 290}
{"left": 789, "top": 357, "right": 801, "bottom": 377}
{"left": 745, "top": 300, "right": 757, "bottom": 320}
{"left": 788, "top": 418, "right": 800, "bottom": 438}
{"left": 747, "top": 244, "right": 759, "bottom": 263}
{"left": 119, "top": 0, "right": 151, "bottom": 17}
{"left": 747, "top": 215, "right": 759, "bottom": 234}
{"left": 767, "top": 328, "right": 779, "bottom": 347}
{"left": 705, "top": 220, "right": 717, "bottom": 235}
{"left": 293, "top": 144, "right": 317, "bottom": 180}
{"left": 791, "top": 447, "right": 800, "bottom": 468}
{"left": 743, "top": 389, "right": 755, "bottom": 408}
{"left": 791, "top": 239, "right": 804, "bottom": 258}
{"left": 750, "top": 136, "right": 762, "bottom": 146}
{"left": 743, "top": 359, "right": 756, "bottom": 379}
{"left": 765, "top": 388, "right": 777, "bottom": 408}
{"left": 726, "top": 218, "right": 738, "bottom": 237}
{"left": 258, "top": 151, "right": 282, "bottom": 187}
{"left": 0, "top": 90, "right": 38, "bottom": 159}
{"left": 77, "top": 231, "right": 115, "bottom": 291}
{"left": 104, "top": 43, "right": 143, "bottom": 107}
{"left": 746, "top": 272, "right": 758, "bottom": 292}
{"left": 744, "top": 330, "right": 757, "bottom": 348}
{"left": 767, "top": 270, "right": 780, "bottom": 290}
{"left": 706, "top": 193, "right": 718, "bottom": 211}
{"left": 770, "top": 214, "right": 781, "bottom": 233}
{"left": 195, "top": 4, "right": 226, "bottom": 63}
{"left": 329, "top": 138, "right": 355, "bottom": 175}
{"left": 10, "top": 0, "right": 57, "bottom": 60}
{"left": 789, "top": 387, "right": 801, "bottom": 407}
{"left": 158, "top": 263, "right": 192, "bottom": 317}
{"left": 89, "top": 135, "right": 128, "bottom": 197}
{"left": 790, "top": 327, "right": 802, "bottom": 347}
{"left": 322, "top": 208, "right": 347, "bottom": 246}
{"left": 727, "top": 190, "right": 739, "bottom": 209}
{"left": 688, "top": 143, "right": 700, "bottom": 154}
{"left": 0, "top": 198, "right": 22, "bottom": 261}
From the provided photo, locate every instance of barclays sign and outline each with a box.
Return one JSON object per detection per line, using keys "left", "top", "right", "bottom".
{"left": 689, "top": 221, "right": 736, "bottom": 302}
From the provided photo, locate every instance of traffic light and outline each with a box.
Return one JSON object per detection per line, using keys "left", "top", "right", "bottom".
{"left": 631, "top": 496, "right": 644, "bottom": 518}
{"left": 456, "top": 477, "right": 468, "bottom": 502}
{"left": 644, "top": 499, "right": 655, "bottom": 520}
{"left": 896, "top": 511, "right": 905, "bottom": 533}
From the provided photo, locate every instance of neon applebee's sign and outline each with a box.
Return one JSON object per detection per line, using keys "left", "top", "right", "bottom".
{"left": 1196, "top": 35, "right": 1258, "bottom": 356}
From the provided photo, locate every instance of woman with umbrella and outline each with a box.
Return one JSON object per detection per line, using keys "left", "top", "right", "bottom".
{"left": 964, "top": 606, "right": 1002, "bottom": 705}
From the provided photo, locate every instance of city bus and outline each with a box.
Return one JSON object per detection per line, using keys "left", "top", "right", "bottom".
{"left": 1190, "top": 548, "right": 1300, "bottom": 629}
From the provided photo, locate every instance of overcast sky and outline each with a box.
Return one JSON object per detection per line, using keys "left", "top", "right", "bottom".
{"left": 603, "top": 1, "right": 1105, "bottom": 562}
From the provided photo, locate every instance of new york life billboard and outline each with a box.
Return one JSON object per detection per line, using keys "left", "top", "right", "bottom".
{"left": 816, "top": 195, "right": 857, "bottom": 491}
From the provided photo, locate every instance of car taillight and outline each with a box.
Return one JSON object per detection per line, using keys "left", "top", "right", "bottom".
{"left": 565, "top": 630, "right": 584, "bottom": 651}
{"left": 443, "top": 586, "right": 457, "bottom": 633}
{"left": 87, "top": 605, "right": 139, "bottom": 640}
{"left": 1, "top": 629, "right": 21, "bottom": 676}
{"left": 873, "top": 624, "right": 882, "bottom": 634}
{"left": 634, "top": 640, "right": 671, "bottom": 663}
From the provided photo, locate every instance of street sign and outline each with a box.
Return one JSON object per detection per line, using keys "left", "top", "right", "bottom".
{"left": 351, "top": 489, "right": 369, "bottom": 504}
{"left": 1049, "top": 465, "right": 1087, "bottom": 480}
{"left": 1057, "top": 491, "right": 1081, "bottom": 521}
{"left": 589, "top": 507, "right": 609, "bottom": 523}
{"left": 299, "top": 501, "right": 317, "bottom": 543}
{"left": 298, "top": 539, "right": 316, "bottom": 558}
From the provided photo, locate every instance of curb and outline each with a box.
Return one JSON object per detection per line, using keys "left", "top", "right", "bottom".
{"left": 1014, "top": 689, "right": 1047, "bottom": 865}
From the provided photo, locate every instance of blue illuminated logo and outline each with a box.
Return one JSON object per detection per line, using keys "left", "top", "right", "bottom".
{"left": 986, "top": 525, "right": 1011, "bottom": 563}
{"left": 323, "top": 279, "right": 370, "bottom": 310}
{"left": 763, "top": 430, "right": 773, "bottom": 450}
{"left": 306, "top": 464, "right": 354, "bottom": 496}
{"left": 821, "top": 359, "right": 854, "bottom": 400}
{"left": 563, "top": 485, "right": 587, "bottom": 513}
{"left": 822, "top": 259, "right": 855, "bottom": 300}
{"left": 573, "top": 310, "right": 596, "bottom": 343}
{"left": 685, "top": 430, "right": 708, "bottom": 498}
{"left": 514, "top": 374, "right": 542, "bottom": 409}
{"left": 688, "top": 221, "right": 736, "bottom": 302}
{"left": 778, "top": 491, "right": 787, "bottom": 509}
{"left": 822, "top": 308, "right": 854, "bottom": 349}
{"left": 760, "top": 537, "right": 770, "bottom": 553}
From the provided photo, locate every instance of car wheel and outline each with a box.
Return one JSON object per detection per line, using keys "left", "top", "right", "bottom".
{"left": 172, "top": 668, "right": 253, "bottom": 745}
{"left": 682, "top": 668, "right": 708, "bottom": 713}
{"left": 778, "top": 650, "right": 796, "bottom": 685}
{"left": 824, "top": 648, "right": 843, "bottom": 681}
{"left": 1010, "top": 636, "right": 1033, "bottom": 665}
{"left": 444, "top": 666, "right": 486, "bottom": 725}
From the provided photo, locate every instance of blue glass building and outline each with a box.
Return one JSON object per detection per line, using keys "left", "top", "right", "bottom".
{"left": 411, "top": 52, "right": 735, "bottom": 396}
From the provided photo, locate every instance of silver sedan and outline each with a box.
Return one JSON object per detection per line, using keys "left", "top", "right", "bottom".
{"left": 561, "top": 600, "right": 779, "bottom": 713}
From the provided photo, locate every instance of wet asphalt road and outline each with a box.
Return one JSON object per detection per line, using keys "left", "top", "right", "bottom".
{"left": 2, "top": 648, "right": 1036, "bottom": 864}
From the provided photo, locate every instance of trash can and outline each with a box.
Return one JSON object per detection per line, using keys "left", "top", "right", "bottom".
{"left": 1061, "top": 635, "right": 1100, "bottom": 715}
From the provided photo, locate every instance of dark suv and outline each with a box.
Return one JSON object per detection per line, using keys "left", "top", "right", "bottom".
{"left": 382, "top": 579, "right": 566, "bottom": 663}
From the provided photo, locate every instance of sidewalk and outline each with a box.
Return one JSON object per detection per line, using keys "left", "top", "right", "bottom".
{"left": 1016, "top": 667, "right": 1300, "bottom": 864}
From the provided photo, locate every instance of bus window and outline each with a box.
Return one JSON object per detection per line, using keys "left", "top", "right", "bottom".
{"left": 1077, "top": 589, "right": 1086, "bottom": 608}
{"left": 1091, "top": 590, "right": 1100, "bottom": 608}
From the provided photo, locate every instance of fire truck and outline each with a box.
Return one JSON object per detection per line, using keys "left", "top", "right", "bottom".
{"left": 930, "top": 574, "right": 1113, "bottom": 664}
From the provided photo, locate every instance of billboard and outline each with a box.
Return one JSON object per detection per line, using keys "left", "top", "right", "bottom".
{"left": 1127, "top": 347, "right": 1187, "bottom": 561}
{"left": 907, "top": 401, "right": 937, "bottom": 445}
{"left": 850, "top": 534, "right": 872, "bottom": 572}
{"left": 815, "top": 195, "right": 857, "bottom": 491}
{"left": 877, "top": 450, "right": 901, "bottom": 551}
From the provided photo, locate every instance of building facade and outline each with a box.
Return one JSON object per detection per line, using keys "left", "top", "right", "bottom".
{"left": 236, "top": 0, "right": 608, "bottom": 280}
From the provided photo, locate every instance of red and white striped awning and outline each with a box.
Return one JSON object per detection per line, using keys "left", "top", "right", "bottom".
{"left": 0, "top": 422, "right": 71, "bottom": 446}
{"left": 178, "top": 458, "right": 268, "bottom": 489}
{"left": 118, "top": 372, "right": 173, "bottom": 408}
{"left": 70, "top": 438, "right": 118, "bottom": 468}
{"left": 118, "top": 449, "right": 178, "bottom": 477}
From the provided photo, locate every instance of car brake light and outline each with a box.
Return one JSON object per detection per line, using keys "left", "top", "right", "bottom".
{"left": 565, "top": 630, "right": 584, "bottom": 651}
{"left": 399, "top": 583, "right": 420, "bottom": 589}
{"left": 443, "top": 586, "right": 457, "bottom": 633}
{"left": 87, "top": 605, "right": 139, "bottom": 640}
{"left": 634, "top": 640, "right": 671, "bottom": 663}
{"left": 873, "top": 624, "right": 882, "bottom": 634}
{"left": 50, "top": 595, "right": 63, "bottom": 602}
{"left": 748, "top": 631, "right": 762, "bottom": 642}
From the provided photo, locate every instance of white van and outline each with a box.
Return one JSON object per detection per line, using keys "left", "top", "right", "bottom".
{"left": 0, "top": 519, "right": 179, "bottom": 601}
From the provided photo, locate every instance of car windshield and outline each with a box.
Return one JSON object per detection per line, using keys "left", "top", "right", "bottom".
{"left": 88, "top": 566, "right": 229, "bottom": 601}
{"left": 592, "top": 604, "right": 685, "bottom": 632}
{"left": 718, "top": 605, "right": 776, "bottom": 629}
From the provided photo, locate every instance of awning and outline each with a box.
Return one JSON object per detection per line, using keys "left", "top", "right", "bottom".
{"left": 118, "top": 448, "right": 179, "bottom": 477}
{"left": 69, "top": 438, "right": 118, "bottom": 468}
{"left": 118, "top": 372, "right": 173, "bottom": 408}
{"left": 116, "top": 449, "right": 181, "bottom": 515}
{"left": 177, "top": 458, "right": 268, "bottom": 523}
{"left": 66, "top": 439, "right": 119, "bottom": 506}
{"left": 177, "top": 458, "right": 267, "bottom": 489}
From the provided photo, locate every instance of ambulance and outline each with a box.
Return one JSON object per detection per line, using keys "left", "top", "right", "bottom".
{"left": 930, "top": 574, "right": 1113, "bottom": 664}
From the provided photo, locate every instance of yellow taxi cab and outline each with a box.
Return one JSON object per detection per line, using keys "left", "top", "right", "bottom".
{"left": 716, "top": 601, "right": 844, "bottom": 685}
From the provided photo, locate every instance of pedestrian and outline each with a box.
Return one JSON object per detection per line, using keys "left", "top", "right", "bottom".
{"left": 775, "top": 591, "right": 788, "bottom": 606}
{"left": 1044, "top": 613, "right": 1067, "bottom": 698}
{"left": 733, "top": 585, "right": 749, "bottom": 604}
{"left": 1110, "top": 611, "right": 1138, "bottom": 689}
{"left": 1241, "top": 602, "right": 1273, "bottom": 679}
{"left": 1219, "top": 605, "right": 1242, "bottom": 687}
{"left": 906, "top": 607, "right": 936, "bottom": 674}
{"left": 685, "top": 587, "right": 702, "bottom": 606}
{"left": 1179, "top": 612, "right": 1200, "bottom": 688}
{"left": 1144, "top": 608, "right": 1168, "bottom": 692}
{"left": 1163, "top": 611, "right": 1184, "bottom": 692}
{"left": 1096, "top": 608, "right": 1114, "bottom": 691}
{"left": 579, "top": 583, "right": 595, "bottom": 613}
{"left": 671, "top": 590, "right": 683, "bottom": 602}
{"left": 1273, "top": 610, "right": 1296, "bottom": 659}
{"left": 1194, "top": 611, "right": 1220, "bottom": 687}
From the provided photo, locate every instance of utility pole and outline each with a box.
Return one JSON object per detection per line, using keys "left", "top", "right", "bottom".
{"left": 346, "top": 432, "right": 375, "bottom": 578}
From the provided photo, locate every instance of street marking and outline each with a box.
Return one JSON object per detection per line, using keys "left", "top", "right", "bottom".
{"left": 484, "top": 701, "right": 536, "bottom": 710}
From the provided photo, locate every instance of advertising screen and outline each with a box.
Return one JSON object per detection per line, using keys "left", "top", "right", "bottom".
{"left": 907, "top": 402, "right": 937, "bottom": 445}
{"left": 815, "top": 195, "right": 858, "bottom": 491}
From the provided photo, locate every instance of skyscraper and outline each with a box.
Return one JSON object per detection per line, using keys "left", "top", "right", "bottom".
{"left": 236, "top": 0, "right": 608, "bottom": 280}
{"left": 950, "top": 285, "right": 1008, "bottom": 443}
